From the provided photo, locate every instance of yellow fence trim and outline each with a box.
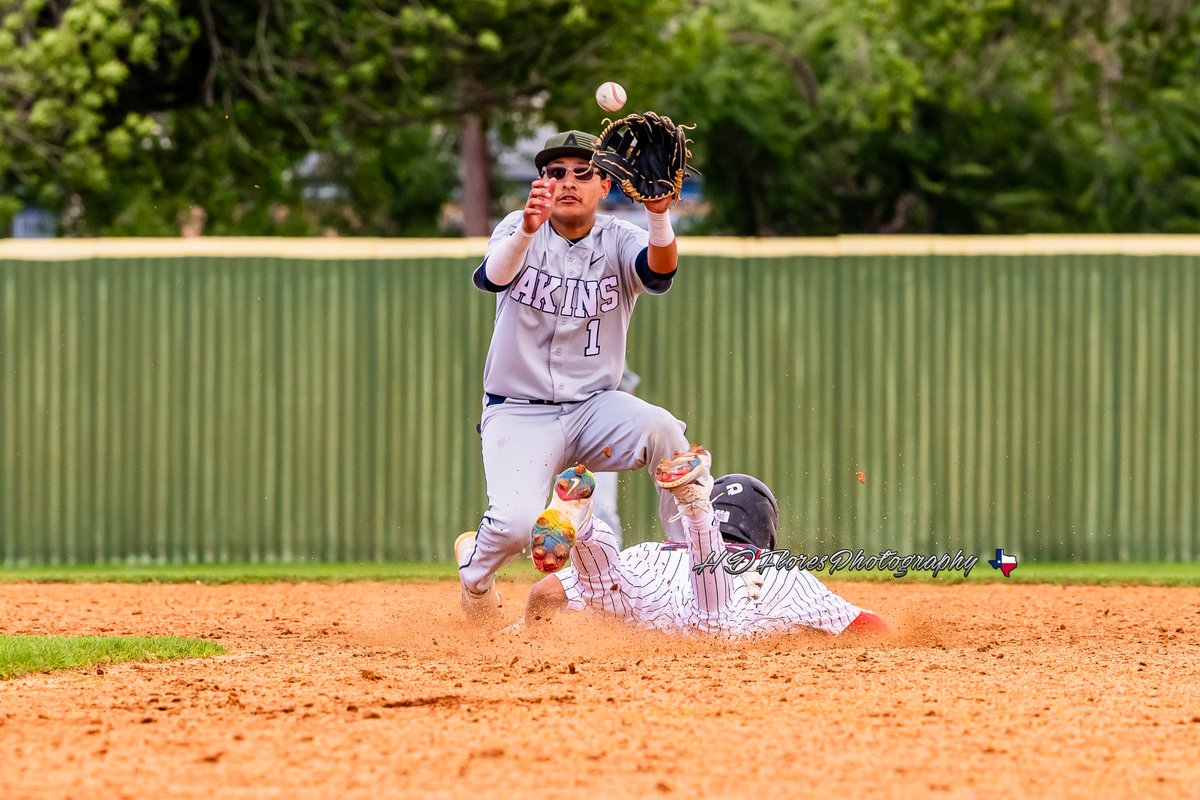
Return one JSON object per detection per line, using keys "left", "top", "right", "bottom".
{"left": 681, "top": 235, "right": 1200, "bottom": 257}
{"left": 6, "top": 235, "right": 1200, "bottom": 261}
{"left": 0, "top": 238, "right": 490, "bottom": 261}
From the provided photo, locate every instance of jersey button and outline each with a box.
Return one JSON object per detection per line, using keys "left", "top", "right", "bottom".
{"left": 555, "top": 348, "right": 563, "bottom": 355}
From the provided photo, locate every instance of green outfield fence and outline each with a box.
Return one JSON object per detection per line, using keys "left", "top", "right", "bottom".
{"left": 0, "top": 237, "right": 1197, "bottom": 566}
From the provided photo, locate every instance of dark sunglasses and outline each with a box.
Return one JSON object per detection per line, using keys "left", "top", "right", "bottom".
{"left": 541, "top": 164, "right": 599, "bottom": 181}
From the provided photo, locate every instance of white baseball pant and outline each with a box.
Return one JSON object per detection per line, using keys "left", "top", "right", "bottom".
{"left": 459, "top": 389, "right": 688, "bottom": 595}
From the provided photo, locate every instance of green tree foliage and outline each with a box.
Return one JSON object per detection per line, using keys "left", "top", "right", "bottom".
{"left": 671, "top": 0, "right": 1200, "bottom": 234}
{"left": 0, "top": 0, "right": 196, "bottom": 229}
{"left": 3, "top": 0, "right": 1199, "bottom": 235}
{"left": 70, "top": 0, "right": 462, "bottom": 236}
{"left": 1, "top": 0, "right": 691, "bottom": 236}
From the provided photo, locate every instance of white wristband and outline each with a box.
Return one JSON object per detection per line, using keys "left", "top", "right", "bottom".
{"left": 515, "top": 224, "right": 534, "bottom": 239}
{"left": 646, "top": 210, "right": 674, "bottom": 247}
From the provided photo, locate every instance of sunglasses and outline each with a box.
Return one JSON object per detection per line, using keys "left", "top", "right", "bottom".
{"left": 541, "top": 164, "right": 600, "bottom": 181}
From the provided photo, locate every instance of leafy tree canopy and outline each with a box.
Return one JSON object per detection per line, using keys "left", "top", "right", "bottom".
{"left": 670, "top": 0, "right": 1200, "bottom": 234}
{"left": 3, "top": 0, "right": 1198, "bottom": 235}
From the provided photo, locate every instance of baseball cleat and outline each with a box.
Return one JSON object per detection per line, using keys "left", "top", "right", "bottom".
{"left": 456, "top": 531, "right": 503, "bottom": 622}
{"left": 655, "top": 444, "right": 712, "bottom": 490}
{"left": 655, "top": 445, "right": 714, "bottom": 520}
{"left": 552, "top": 464, "right": 597, "bottom": 503}
{"left": 454, "top": 531, "right": 476, "bottom": 565}
{"left": 460, "top": 581, "right": 503, "bottom": 622}
{"left": 531, "top": 464, "right": 596, "bottom": 573}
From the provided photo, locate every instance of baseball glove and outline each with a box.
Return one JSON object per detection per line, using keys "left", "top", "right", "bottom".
{"left": 592, "top": 111, "right": 696, "bottom": 205}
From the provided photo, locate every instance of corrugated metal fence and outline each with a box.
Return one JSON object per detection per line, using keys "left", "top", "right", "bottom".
{"left": 1, "top": 238, "right": 1197, "bottom": 564}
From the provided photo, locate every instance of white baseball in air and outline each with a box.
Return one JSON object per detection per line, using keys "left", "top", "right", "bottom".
{"left": 595, "top": 81, "right": 627, "bottom": 113}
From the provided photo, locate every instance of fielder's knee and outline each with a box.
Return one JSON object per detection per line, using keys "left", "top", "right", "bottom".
{"left": 473, "top": 505, "right": 542, "bottom": 556}
{"left": 641, "top": 407, "right": 689, "bottom": 453}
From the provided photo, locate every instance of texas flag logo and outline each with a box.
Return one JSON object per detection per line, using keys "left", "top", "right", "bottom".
{"left": 989, "top": 548, "right": 1019, "bottom": 577}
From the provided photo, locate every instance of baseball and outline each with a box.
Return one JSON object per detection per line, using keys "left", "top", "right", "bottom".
{"left": 595, "top": 81, "right": 627, "bottom": 113}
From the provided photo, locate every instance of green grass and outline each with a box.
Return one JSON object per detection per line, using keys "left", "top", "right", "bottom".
{"left": 971, "top": 562, "right": 1200, "bottom": 587}
{"left": 0, "top": 561, "right": 1197, "bottom": 586}
{"left": 0, "top": 560, "right": 537, "bottom": 584}
{"left": 0, "top": 635, "right": 226, "bottom": 680}
{"left": 816, "top": 561, "right": 1200, "bottom": 587}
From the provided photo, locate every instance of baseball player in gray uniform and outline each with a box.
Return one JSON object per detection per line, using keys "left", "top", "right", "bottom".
{"left": 512, "top": 446, "right": 893, "bottom": 639}
{"left": 456, "top": 130, "right": 692, "bottom": 620}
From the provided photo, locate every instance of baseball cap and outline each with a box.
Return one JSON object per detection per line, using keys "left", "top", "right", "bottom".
{"left": 711, "top": 473, "right": 779, "bottom": 551}
{"left": 535, "top": 130, "right": 599, "bottom": 171}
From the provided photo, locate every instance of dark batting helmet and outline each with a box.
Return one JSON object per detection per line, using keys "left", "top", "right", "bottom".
{"left": 711, "top": 473, "right": 779, "bottom": 551}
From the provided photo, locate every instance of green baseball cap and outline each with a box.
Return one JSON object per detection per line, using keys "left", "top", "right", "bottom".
{"left": 534, "top": 130, "right": 599, "bottom": 171}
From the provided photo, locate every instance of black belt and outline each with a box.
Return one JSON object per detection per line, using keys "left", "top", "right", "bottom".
{"left": 486, "top": 393, "right": 559, "bottom": 407}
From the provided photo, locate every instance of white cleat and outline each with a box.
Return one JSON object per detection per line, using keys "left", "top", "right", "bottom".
{"left": 456, "top": 531, "right": 503, "bottom": 622}
{"left": 654, "top": 445, "right": 714, "bottom": 521}
{"left": 530, "top": 464, "right": 596, "bottom": 573}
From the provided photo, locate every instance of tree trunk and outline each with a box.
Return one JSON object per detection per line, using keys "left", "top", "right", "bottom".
{"left": 459, "top": 112, "right": 491, "bottom": 236}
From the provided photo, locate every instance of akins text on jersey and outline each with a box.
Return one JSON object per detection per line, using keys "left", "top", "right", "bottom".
{"left": 508, "top": 265, "right": 620, "bottom": 317}
{"left": 693, "top": 547, "right": 979, "bottom": 579}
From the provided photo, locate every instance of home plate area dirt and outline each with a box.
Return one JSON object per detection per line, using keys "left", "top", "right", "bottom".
{"left": 1, "top": 581, "right": 1199, "bottom": 799}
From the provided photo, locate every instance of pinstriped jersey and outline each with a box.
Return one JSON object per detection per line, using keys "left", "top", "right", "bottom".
{"left": 555, "top": 541, "right": 862, "bottom": 638}
{"left": 476, "top": 211, "right": 672, "bottom": 403}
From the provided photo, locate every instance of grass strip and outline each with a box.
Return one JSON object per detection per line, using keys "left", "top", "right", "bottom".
{"left": 0, "top": 635, "right": 225, "bottom": 680}
{"left": 1, "top": 561, "right": 1197, "bottom": 586}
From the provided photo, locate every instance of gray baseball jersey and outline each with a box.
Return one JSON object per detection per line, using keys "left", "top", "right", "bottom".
{"left": 552, "top": 519, "right": 863, "bottom": 638}
{"left": 474, "top": 211, "right": 673, "bottom": 402}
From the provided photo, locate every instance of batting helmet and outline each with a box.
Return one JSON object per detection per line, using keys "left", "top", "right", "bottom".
{"left": 711, "top": 473, "right": 779, "bottom": 551}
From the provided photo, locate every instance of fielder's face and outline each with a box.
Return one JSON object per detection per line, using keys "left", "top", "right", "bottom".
{"left": 545, "top": 156, "right": 610, "bottom": 228}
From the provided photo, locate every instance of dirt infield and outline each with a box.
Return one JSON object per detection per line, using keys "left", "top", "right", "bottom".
{"left": 2, "top": 580, "right": 1198, "bottom": 799}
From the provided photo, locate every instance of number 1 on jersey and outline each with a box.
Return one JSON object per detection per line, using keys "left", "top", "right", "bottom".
{"left": 584, "top": 318, "right": 601, "bottom": 356}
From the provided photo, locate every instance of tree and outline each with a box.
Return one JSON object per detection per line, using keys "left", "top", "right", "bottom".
{"left": 0, "top": 0, "right": 196, "bottom": 233}
{"left": 239, "top": 0, "right": 694, "bottom": 234}
{"left": 3, "top": 0, "right": 697, "bottom": 236}
{"left": 669, "top": 0, "right": 1200, "bottom": 234}
{"left": 76, "top": 0, "right": 459, "bottom": 236}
